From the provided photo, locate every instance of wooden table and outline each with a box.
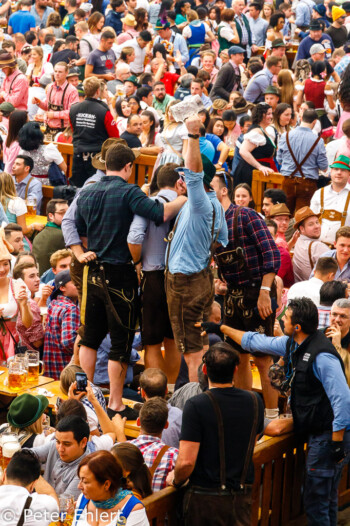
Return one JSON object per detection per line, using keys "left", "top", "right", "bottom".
{"left": 26, "top": 380, "right": 68, "bottom": 410}
{"left": 0, "top": 366, "right": 54, "bottom": 397}
{"left": 26, "top": 215, "right": 47, "bottom": 227}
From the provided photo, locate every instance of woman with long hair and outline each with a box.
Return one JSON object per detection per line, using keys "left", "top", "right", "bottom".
{"left": 75, "top": 451, "right": 148, "bottom": 525}
{"left": 112, "top": 443, "right": 153, "bottom": 500}
{"left": 233, "top": 103, "right": 277, "bottom": 186}
{"left": 268, "top": 102, "right": 293, "bottom": 143}
{"left": 233, "top": 183, "right": 255, "bottom": 209}
{"left": 134, "top": 7, "right": 151, "bottom": 32}
{"left": 262, "top": 2, "right": 274, "bottom": 23}
{"left": 155, "top": 100, "right": 188, "bottom": 168}
{"left": 206, "top": 117, "right": 230, "bottom": 170}
{"left": 294, "top": 59, "right": 312, "bottom": 110}
{"left": 140, "top": 110, "right": 157, "bottom": 146}
{"left": 18, "top": 122, "right": 66, "bottom": 180}
{"left": 127, "top": 95, "right": 141, "bottom": 115}
{"left": 208, "top": 6, "right": 221, "bottom": 31}
{"left": 46, "top": 11, "right": 64, "bottom": 38}
{"left": 0, "top": 172, "right": 43, "bottom": 237}
{"left": 335, "top": 63, "right": 350, "bottom": 138}
{"left": 4, "top": 111, "right": 27, "bottom": 174}
{"left": 115, "top": 99, "right": 132, "bottom": 134}
{"left": 26, "top": 46, "right": 53, "bottom": 86}
{"left": 303, "top": 60, "right": 335, "bottom": 138}
{"left": 175, "top": 0, "right": 191, "bottom": 26}
{"left": 277, "top": 69, "right": 294, "bottom": 107}
{"left": 88, "top": 12, "right": 105, "bottom": 44}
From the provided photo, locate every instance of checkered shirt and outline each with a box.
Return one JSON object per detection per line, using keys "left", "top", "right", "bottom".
{"left": 131, "top": 435, "right": 178, "bottom": 491}
{"left": 318, "top": 306, "right": 331, "bottom": 330}
{"left": 43, "top": 295, "right": 80, "bottom": 380}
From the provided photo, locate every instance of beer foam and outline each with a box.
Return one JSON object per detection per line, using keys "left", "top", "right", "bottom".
{"left": 3, "top": 442, "right": 20, "bottom": 457}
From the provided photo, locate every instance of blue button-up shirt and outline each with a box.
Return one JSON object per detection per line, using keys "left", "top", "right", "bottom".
{"left": 295, "top": 0, "right": 315, "bottom": 27}
{"left": 241, "top": 331, "right": 350, "bottom": 432}
{"left": 154, "top": 31, "right": 189, "bottom": 69}
{"left": 166, "top": 168, "right": 228, "bottom": 275}
{"left": 277, "top": 127, "right": 328, "bottom": 180}
{"left": 30, "top": 4, "right": 54, "bottom": 28}
{"left": 127, "top": 188, "right": 178, "bottom": 271}
{"left": 61, "top": 170, "right": 105, "bottom": 248}
{"left": 243, "top": 69, "right": 273, "bottom": 103}
{"left": 13, "top": 174, "right": 43, "bottom": 214}
{"left": 248, "top": 16, "right": 269, "bottom": 46}
{"left": 311, "top": 248, "right": 350, "bottom": 281}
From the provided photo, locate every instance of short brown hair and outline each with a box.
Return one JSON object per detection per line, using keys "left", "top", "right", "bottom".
{"left": 105, "top": 144, "right": 135, "bottom": 171}
{"left": 13, "top": 261, "right": 37, "bottom": 280}
{"left": 60, "top": 364, "right": 84, "bottom": 395}
{"left": 54, "top": 61, "right": 69, "bottom": 71}
{"left": 139, "top": 368, "right": 167, "bottom": 398}
{"left": 314, "top": 257, "right": 338, "bottom": 275}
{"left": 78, "top": 451, "right": 123, "bottom": 494}
{"left": 83, "top": 76, "right": 100, "bottom": 97}
{"left": 49, "top": 249, "right": 72, "bottom": 269}
{"left": 266, "top": 56, "right": 282, "bottom": 68}
{"left": 221, "top": 8, "right": 235, "bottom": 21}
{"left": 336, "top": 226, "right": 350, "bottom": 241}
{"left": 46, "top": 198, "right": 68, "bottom": 221}
{"left": 139, "top": 397, "right": 168, "bottom": 434}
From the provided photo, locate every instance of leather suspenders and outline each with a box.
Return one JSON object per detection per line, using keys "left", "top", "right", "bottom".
{"left": 320, "top": 187, "right": 350, "bottom": 226}
{"left": 285, "top": 132, "right": 321, "bottom": 179}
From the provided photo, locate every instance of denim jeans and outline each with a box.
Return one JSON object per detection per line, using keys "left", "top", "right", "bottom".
{"left": 304, "top": 430, "right": 350, "bottom": 526}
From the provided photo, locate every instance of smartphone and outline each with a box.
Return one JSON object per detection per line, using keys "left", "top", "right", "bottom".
{"left": 75, "top": 372, "right": 87, "bottom": 392}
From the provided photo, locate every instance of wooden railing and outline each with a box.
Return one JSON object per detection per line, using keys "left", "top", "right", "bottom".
{"left": 251, "top": 170, "right": 284, "bottom": 213}
{"left": 143, "top": 433, "right": 350, "bottom": 526}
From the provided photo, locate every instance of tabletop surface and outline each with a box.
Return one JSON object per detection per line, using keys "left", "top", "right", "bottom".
{"left": 26, "top": 215, "right": 47, "bottom": 226}
{"left": 0, "top": 366, "right": 55, "bottom": 397}
{"left": 27, "top": 380, "right": 68, "bottom": 409}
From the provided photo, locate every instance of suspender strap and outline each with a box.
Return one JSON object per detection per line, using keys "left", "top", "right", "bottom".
{"left": 149, "top": 445, "right": 170, "bottom": 477}
{"left": 17, "top": 496, "right": 32, "bottom": 526}
{"left": 240, "top": 392, "right": 259, "bottom": 489}
{"left": 9, "top": 72, "right": 21, "bottom": 93}
{"left": 320, "top": 187, "right": 324, "bottom": 218}
{"left": 341, "top": 191, "right": 350, "bottom": 226}
{"left": 308, "top": 241, "right": 315, "bottom": 269}
{"left": 205, "top": 390, "right": 226, "bottom": 490}
{"left": 24, "top": 177, "right": 34, "bottom": 200}
{"left": 165, "top": 210, "right": 182, "bottom": 273}
{"left": 285, "top": 132, "right": 321, "bottom": 179}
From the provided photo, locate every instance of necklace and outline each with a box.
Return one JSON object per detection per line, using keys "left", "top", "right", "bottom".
{"left": 92, "top": 489, "right": 132, "bottom": 509}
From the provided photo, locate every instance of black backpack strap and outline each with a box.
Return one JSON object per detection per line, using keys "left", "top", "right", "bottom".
{"left": 17, "top": 496, "right": 32, "bottom": 526}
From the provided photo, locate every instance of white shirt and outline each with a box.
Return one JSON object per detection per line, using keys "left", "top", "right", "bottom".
{"left": 0, "top": 485, "right": 58, "bottom": 526}
{"left": 217, "top": 21, "right": 235, "bottom": 42}
{"left": 115, "top": 39, "right": 146, "bottom": 75}
{"left": 292, "top": 234, "right": 329, "bottom": 282}
{"left": 287, "top": 276, "right": 324, "bottom": 307}
{"left": 310, "top": 183, "right": 350, "bottom": 245}
{"left": 326, "top": 136, "right": 346, "bottom": 168}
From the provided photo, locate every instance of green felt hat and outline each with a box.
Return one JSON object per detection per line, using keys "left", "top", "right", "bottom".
{"left": 202, "top": 154, "right": 216, "bottom": 187}
{"left": 7, "top": 393, "right": 49, "bottom": 429}
{"left": 330, "top": 155, "right": 350, "bottom": 171}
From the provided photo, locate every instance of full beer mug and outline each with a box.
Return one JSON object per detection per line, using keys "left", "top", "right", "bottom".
{"left": 8, "top": 361, "right": 26, "bottom": 392}
{"left": 26, "top": 351, "right": 44, "bottom": 383}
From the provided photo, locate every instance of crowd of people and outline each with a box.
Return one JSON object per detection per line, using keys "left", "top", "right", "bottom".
{"left": 0, "top": 0, "right": 349, "bottom": 524}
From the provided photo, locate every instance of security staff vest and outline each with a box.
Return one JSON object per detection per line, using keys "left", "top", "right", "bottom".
{"left": 70, "top": 98, "right": 110, "bottom": 154}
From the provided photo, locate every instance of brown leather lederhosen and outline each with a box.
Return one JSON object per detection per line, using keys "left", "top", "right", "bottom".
{"left": 285, "top": 132, "right": 321, "bottom": 181}
{"left": 47, "top": 82, "right": 69, "bottom": 132}
{"left": 319, "top": 186, "right": 350, "bottom": 225}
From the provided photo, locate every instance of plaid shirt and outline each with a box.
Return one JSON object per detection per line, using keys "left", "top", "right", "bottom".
{"left": 76, "top": 176, "right": 164, "bottom": 264}
{"left": 131, "top": 435, "right": 178, "bottom": 491}
{"left": 318, "top": 306, "right": 331, "bottom": 329}
{"left": 215, "top": 204, "right": 281, "bottom": 286}
{"left": 43, "top": 295, "right": 80, "bottom": 380}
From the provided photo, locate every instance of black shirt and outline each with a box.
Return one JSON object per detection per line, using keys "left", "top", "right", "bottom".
{"left": 121, "top": 131, "right": 142, "bottom": 148}
{"left": 51, "top": 49, "right": 79, "bottom": 66}
{"left": 180, "top": 387, "right": 264, "bottom": 488}
{"left": 325, "top": 25, "right": 348, "bottom": 49}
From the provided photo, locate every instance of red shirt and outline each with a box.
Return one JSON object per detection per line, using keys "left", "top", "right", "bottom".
{"left": 161, "top": 72, "right": 180, "bottom": 96}
{"left": 277, "top": 245, "right": 294, "bottom": 289}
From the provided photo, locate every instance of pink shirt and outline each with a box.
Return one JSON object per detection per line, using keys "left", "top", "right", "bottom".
{"left": 116, "top": 28, "right": 138, "bottom": 45}
{"left": 3, "top": 140, "right": 20, "bottom": 174}
{"left": 2, "top": 69, "right": 29, "bottom": 111}
{"left": 39, "top": 80, "right": 79, "bottom": 129}
{"left": 335, "top": 110, "right": 350, "bottom": 139}
{"left": 336, "top": 138, "right": 350, "bottom": 158}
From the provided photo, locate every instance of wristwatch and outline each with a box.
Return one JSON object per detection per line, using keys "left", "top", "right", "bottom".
{"left": 188, "top": 134, "right": 200, "bottom": 139}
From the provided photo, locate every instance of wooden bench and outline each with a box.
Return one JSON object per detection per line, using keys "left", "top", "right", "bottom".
{"left": 251, "top": 170, "right": 284, "bottom": 213}
{"left": 143, "top": 432, "right": 350, "bottom": 526}
{"left": 130, "top": 154, "right": 157, "bottom": 186}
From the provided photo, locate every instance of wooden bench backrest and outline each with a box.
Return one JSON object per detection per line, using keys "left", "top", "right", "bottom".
{"left": 251, "top": 170, "right": 284, "bottom": 213}
{"left": 130, "top": 154, "right": 157, "bottom": 187}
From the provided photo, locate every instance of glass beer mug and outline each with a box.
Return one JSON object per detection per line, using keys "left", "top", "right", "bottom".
{"left": 26, "top": 351, "right": 44, "bottom": 383}
{"left": 2, "top": 434, "right": 20, "bottom": 469}
{"left": 8, "top": 361, "right": 26, "bottom": 392}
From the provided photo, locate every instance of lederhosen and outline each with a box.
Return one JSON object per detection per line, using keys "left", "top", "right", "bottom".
{"left": 319, "top": 186, "right": 350, "bottom": 228}
{"left": 45, "top": 83, "right": 69, "bottom": 140}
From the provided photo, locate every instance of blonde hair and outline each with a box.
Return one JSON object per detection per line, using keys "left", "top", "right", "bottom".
{"left": 76, "top": 21, "right": 89, "bottom": 32}
{"left": 31, "top": 45, "right": 43, "bottom": 63}
{"left": 9, "top": 418, "right": 43, "bottom": 437}
{"left": 187, "top": 9, "right": 198, "bottom": 22}
{"left": 262, "top": 2, "right": 274, "bottom": 19}
{"left": 164, "top": 100, "right": 180, "bottom": 129}
{"left": 49, "top": 248, "right": 72, "bottom": 269}
{"left": 60, "top": 364, "right": 84, "bottom": 395}
{"left": 277, "top": 69, "right": 294, "bottom": 106}
{"left": 83, "top": 76, "right": 101, "bottom": 97}
{"left": 0, "top": 172, "right": 17, "bottom": 211}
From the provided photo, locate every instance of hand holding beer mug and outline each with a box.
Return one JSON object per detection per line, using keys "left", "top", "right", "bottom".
{"left": 59, "top": 494, "right": 75, "bottom": 525}
{"left": 8, "top": 360, "right": 26, "bottom": 392}
{"left": 26, "top": 197, "right": 37, "bottom": 217}
{"left": 26, "top": 351, "right": 44, "bottom": 383}
{"left": 2, "top": 436, "right": 20, "bottom": 468}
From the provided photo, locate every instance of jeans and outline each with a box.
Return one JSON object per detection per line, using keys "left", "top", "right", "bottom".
{"left": 304, "top": 430, "right": 350, "bottom": 526}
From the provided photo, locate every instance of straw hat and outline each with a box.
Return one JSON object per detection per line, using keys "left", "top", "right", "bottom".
{"left": 294, "top": 206, "right": 321, "bottom": 230}
{"left": 269, "top": 203, "right": 291, "bottom": 218}
{"left": 0, "top": 227, "right": 13, "bottom": 260}
{"left": 91, "top": 138, "right": 140, "bottom": 170}
{"left": 121, "top": 14, "right": 136, "bottom": 27}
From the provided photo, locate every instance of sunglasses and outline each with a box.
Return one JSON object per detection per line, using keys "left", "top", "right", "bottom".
{"left": 216, "top": 170, "right": 229, "bottom": 188}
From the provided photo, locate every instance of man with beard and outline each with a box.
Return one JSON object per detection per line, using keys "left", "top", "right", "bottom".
{"left": 153, "top": 82, "right": 174, "bottom": 114}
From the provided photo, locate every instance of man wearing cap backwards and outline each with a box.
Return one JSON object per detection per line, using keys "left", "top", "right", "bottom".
{"left": 75, "top": 143, "right": 187, "bottom": 419}
{"left": 115, "top": 30, "right": 153, "bottom": 76}
{"left": 310, "top": 155, "right": 350, "bottom": 246}
{"left": 326, "top": 6, "right": 348, "bottom": 48}
{"left": 292, "top": 206, "right": 330, "bottom": 282}
{"left": 164, "top": 115, "right": 228, "bottom": 383}
{"left": 0, "top": 52, "right": 29, "bottom": 111}
{"left": 277, "top": 109, "right": 328, "bottom": 214}
{"left": 296, "top": 19, "right": 334, "bottom": 61}
{"left": 69, "top": 76, "right": 120, "bottom": 187}
{"left": 85, "top": 30, "right": 116, "bottom": 81}
{"left": 210, "top": 45, "right": 244, "bottom": 102}
{"left": 43, "top": 269, "right": 79, "bottom": 380}
{"left": 264, "top": 85, "right": 280, "bottom": 111}
{"left": 32, "top": 61, "right": 79, "bottom": 138}
{"left": 153, "top": 19, "right": 189, "bottom": 72}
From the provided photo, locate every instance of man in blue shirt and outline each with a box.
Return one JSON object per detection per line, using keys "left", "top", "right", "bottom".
{"left": 295, "top": 0, "right": 315, "bottom": 29}
{"left": 165, "top": 114, "right": 228, "bottom": 383}
{"left": 296, "top": 19, "right": 334, "bottom": 61}
{"left": 247, "top": 2, "right": 268, "bottom": 47}
{"left": 199, "top": 297, "right": 350, "bottom": 526}
{"left": 8, "top": 0, "right": 36, "bottom": 35}
{"left": 311, "top": 226, "right": 350, "bottom": 282}
{"left": 30, "top": 0, "right": 54, "bottom": 28}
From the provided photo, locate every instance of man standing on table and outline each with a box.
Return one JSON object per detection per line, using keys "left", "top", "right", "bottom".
{"left": 75, "top": 143, "right": 186, "bottom": 419}
{"left": 165, "top": 115, "right": 228, "bottom": 383}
